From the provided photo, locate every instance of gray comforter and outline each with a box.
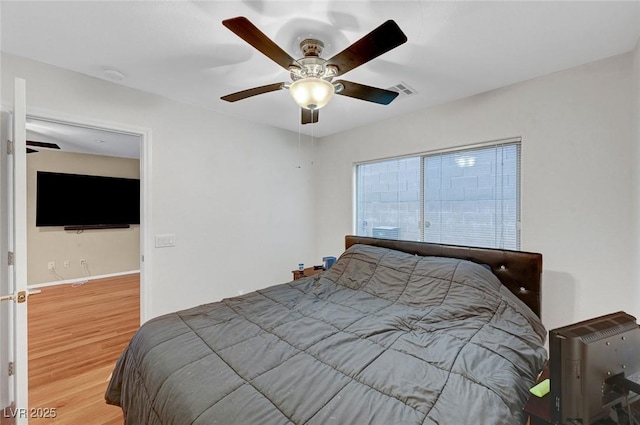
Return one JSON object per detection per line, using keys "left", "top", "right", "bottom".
{"left": 106, "top": 244, "right": 547, "bottom": 425}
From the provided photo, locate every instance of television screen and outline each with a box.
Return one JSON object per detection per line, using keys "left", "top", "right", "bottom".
{"left": 36, "top": 171, "right": 140, "bottom": 228}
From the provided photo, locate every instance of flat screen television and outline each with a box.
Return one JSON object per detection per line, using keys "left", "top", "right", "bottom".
{"left": 36, "top": 171, "right": 140, "bottom": 229}
{"left": 549, "top": 311, "right": 640, "bottom": 424}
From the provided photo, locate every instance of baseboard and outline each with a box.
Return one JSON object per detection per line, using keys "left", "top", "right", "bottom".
{"left": 28, "top": 270, "right": 140, "bottom": 289}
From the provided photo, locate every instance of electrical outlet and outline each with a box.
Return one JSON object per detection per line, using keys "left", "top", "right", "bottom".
{"left": 47, "top": 261, "right": 55, "bottom": 271}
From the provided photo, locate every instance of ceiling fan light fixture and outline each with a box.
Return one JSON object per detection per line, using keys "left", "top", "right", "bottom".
{"left": 289, "top": 77, "right": 335, "bottom": 110}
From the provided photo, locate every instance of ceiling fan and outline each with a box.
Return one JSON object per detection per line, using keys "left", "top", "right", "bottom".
{"left": 26, "top": 140, "right": 61, "bottom": 154}
{"left": 220, "top": 16, "right": 408, "bottom": 124}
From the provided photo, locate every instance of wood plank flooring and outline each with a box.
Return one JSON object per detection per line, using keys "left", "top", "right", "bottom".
{"left": 27, "top": 274, "right": 139, "bottom": 425}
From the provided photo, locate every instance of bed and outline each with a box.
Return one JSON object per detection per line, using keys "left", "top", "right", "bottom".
{"left": 106, "top": 235, "right": 547, "bottom": 425}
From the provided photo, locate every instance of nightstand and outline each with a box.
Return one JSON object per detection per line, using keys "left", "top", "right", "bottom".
{"left": 292, "top": 266, "right": 324, "bottom": 280}
{"left": 524, "top": 363, "right": 552, "bottom": 425}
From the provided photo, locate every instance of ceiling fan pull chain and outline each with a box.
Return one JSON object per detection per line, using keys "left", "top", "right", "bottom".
{"left": 297, "top": 112, "right": 302, "bottom": 169}
{"left": 311, "top": 111, "right": 315, "bottom": 166}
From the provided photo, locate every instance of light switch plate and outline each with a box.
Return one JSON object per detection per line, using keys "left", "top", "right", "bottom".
{"left": 155, "top": 234, "right": 175, "bottom": 248}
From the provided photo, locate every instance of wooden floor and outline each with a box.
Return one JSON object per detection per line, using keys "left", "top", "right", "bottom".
{"left": 27, "top": 274, "right": 140, "bottom": 425}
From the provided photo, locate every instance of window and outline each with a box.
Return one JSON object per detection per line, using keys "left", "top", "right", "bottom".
{"left": 355, "top": 139, "right": 520, "bottom": 250}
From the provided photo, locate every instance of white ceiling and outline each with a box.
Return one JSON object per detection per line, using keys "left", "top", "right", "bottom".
{"left": 2, "top": 1, "right": 640, "bottom": 155}
{"left": 25, "top": 117, "right": 141, "bottom": 159}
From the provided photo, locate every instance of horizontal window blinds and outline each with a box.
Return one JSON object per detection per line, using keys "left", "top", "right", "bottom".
{"left": 356, "top": 157, "right": 422, "bottom": 241}
{"left": 355, "top": 140, "right": 520, "bottom": 250}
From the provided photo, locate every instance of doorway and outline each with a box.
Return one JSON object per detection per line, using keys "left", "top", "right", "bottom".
{"left": 25, "top": 117, "right": 142, "bottom": 288}
{"left": 21, "top": 114, "right": 150, "bottom": 313}
{"left": 23, "top": 115, "right": 149, "bottom": 423}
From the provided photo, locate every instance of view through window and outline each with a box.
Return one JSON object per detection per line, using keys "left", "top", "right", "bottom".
{"left": 355, "top": 140, "right": 520, "bottom": 250}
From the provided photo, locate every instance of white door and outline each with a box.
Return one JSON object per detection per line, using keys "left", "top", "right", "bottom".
{"left": 0, "top": 78, "right": 36, "bottom": 424}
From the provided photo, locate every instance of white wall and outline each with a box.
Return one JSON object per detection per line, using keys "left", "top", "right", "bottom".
{"left": 314, "top": 52, "right": 636, "bottom": 332}
{"left": 1, "top": 53, "right": 317, "bottom": 320}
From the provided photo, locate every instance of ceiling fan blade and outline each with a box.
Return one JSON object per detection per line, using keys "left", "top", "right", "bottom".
{"left": 27, "top": 148, "right": 38, "bottom": 154}
{"left": 327, "top": 20, "right": 407, "bottom": 76}
{"left": 223, "top": 17, "right": 298, "bottom": 70}
{"left": 221, "top": 82, "right": 285, "bottom": 102}
{"left": 301, "top": 108, "right": 319, "bottom": 125}
{"left": 335, "top": 80, "right": 399, "bottom": 105}
{"left": 27, "top": 140, "right": 61, "bottom": 150}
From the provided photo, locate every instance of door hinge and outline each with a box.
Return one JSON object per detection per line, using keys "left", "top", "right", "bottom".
{"left": 7, "top": 140, "right": 14, "bottom": 155}
{"left": 8, "top": 251, "right": 14, "bottom": 266}
{"left": 8, "top": 362, "right": 14, "bottom": 376}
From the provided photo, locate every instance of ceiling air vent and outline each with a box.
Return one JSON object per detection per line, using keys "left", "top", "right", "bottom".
{"left": 388, "top": 81, "right": 418, "bottom": 101}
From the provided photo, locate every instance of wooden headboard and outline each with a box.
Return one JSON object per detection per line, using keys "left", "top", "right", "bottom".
{"left": 345, "top": 235, "right": 543, "bottom": 318}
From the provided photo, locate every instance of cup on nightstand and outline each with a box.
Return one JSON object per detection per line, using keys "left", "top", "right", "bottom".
{"left": 322, "top": 257, "right": 336, "bottom": 269}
